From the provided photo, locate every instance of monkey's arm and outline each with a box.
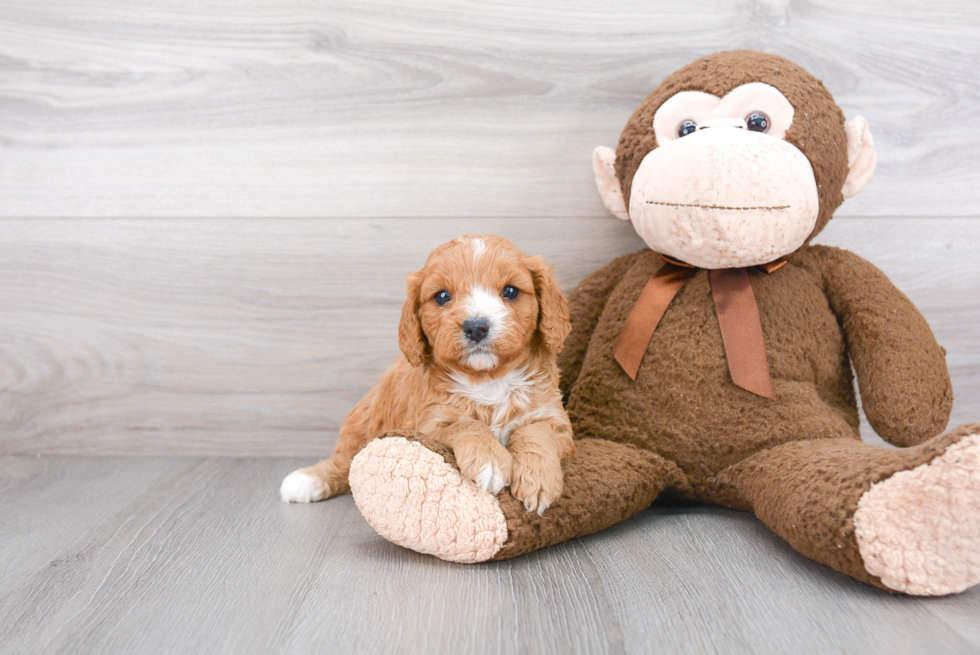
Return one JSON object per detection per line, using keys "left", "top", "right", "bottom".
{"left": 558, "top": 251, "right": 641, "bottom": 398}
{"left": 806, "top": 245, "right": 952, "bottom": 447}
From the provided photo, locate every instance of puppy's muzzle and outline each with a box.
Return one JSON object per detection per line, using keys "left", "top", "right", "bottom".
{"left": 462, "top": 317, "right": 490, "bottom": 344}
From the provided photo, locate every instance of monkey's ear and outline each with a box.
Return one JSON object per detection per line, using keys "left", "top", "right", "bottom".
{"left": 592, "top": 146, "right": 630, "bottom": 220}
{"left": 398, "top": 270, "right": 427, "bottom": 366}
{"left": 842, "top": 116, "right": 876, "bottom": 199}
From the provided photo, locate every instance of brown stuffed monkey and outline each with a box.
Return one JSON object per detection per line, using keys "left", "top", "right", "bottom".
{"left": 347, "top": 50, "right": 980, "bottom": 595}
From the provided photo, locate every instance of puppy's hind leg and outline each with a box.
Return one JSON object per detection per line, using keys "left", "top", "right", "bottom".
{"left": 281, "top": 394, "right": 375, "bottom": 503}
{"left": 281, "top": 457, "right": 351, "bottom": 503}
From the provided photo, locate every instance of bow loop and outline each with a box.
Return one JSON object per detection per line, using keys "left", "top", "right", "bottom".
{"left": 612, "top": 256, "right": 782, "bottom": 399}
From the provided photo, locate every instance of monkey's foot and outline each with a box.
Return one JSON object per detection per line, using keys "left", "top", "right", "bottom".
{"left": 855, "top": 432, "right": 980, "bottom": 595}
{"left": 349, "top": 434, "right": 507, "bottom": 563}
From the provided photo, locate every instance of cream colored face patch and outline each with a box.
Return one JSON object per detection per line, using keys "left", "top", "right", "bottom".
{"left": 627, "top": 83, "right": 816, "bottom": 269}
{"left": 629, "top": 127, "right": 819, "bottom": 269}
{"left": 594, "top": 83, "right": 875, "bottom": 233}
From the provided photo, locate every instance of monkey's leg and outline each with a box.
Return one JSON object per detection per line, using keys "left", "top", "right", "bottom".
{"left": 348, "top": 431, "right": 686, "bottom": 563}
{"left": 707, "top": 424, "right": 980, "bottom": 595}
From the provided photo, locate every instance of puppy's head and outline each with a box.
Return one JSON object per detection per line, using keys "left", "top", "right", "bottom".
{"left": 399, "top": 235, "right": 570, "bottom": 373}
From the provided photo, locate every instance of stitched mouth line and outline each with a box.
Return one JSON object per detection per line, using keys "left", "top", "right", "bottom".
{"left": 647, "top": 201, "right": 790, "bottom": 211}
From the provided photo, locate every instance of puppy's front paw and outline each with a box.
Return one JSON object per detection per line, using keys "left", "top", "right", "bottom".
{"left": 511, "top": 451, "right": 563, "bottom": 515}
{"left": 454, "top": 440, "right": 513, "bottom": 495}
{"left": 280, "top": 469, "right": 328, "bottom": 503}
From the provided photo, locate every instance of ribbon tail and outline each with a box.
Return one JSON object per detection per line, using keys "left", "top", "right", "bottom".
{"left": 613, "top": 264, "right": 693, "bottom": 380}
{"left": 709, "top": 268, "right": 776, "bottom": 400}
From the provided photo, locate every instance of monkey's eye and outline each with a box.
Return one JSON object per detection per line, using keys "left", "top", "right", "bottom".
{"left": 501, "top": 285, "right": 519, "bottom": 300}
{"left": 677, "top": 120, "right": 698, "bottom": 138}
{"left": 434, "top": 290, "right": 451, "bottom": 306}
{"left": 745, "top": 112, "right": 770, "bottom": 133}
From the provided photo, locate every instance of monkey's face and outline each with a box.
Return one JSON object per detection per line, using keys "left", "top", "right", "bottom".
{"left": 594, "top": 53, "right": 877, "bottom": 270}
{"left": 628, "top": 83, "right": 818, "bottom": 268}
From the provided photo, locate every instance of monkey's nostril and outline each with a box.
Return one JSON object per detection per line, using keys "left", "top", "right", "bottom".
{"left": 462, "top": 318, "right": 490, "bottom": 344}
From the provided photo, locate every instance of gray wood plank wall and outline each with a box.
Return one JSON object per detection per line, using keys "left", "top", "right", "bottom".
{"left": 1, "top": 0, "right": 978, "bottom": 455}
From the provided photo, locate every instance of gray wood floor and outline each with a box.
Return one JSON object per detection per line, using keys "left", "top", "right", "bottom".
{"left": 1, "top": 456, "right": 979, "bottom": 655}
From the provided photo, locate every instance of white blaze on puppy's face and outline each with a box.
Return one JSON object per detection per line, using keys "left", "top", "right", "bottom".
{"left": 470, "top": 237, "right": 487, "bottom": 262}
{"left": 413, "top": 236, "right": 543, "bottom": 375}
{"left": 462, "top": 285, "right": 511, "bottom": 370}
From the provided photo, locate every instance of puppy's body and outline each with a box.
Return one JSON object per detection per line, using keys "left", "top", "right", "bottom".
{"left": 282, "top": 236, "right": 574, "bottom": 514}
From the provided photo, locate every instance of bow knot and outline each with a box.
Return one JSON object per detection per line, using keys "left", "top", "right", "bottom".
{"left": 612, "top": 255, "right": 783, "bottom": 400}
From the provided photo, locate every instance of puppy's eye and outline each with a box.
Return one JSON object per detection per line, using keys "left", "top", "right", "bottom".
{"left": 745, "top": 112, "right": 770, "bottom": 133}
{"left": 677, "top": 120, "right": 698, "bottom": 138}
{"left": 434, "top": 290, "right": 451, "bottom": 306}
{"left": 501, "top": 285, "right": 519, "bottom": 300}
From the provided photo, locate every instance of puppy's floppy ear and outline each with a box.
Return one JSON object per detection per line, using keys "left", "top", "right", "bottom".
{"left": 398, "top": 270, "right": 427, "bottom": 366}
{"left": 525, "top": 255, "right": 571, "bottom": 353}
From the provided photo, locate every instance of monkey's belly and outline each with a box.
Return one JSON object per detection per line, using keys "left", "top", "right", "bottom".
{"left": 566, "top": 267, "right": 860, "bottom": 482}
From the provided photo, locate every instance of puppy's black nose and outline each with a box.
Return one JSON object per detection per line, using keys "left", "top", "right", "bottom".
{"left": 462, "top": 318, "right": 490, "bottom": 343}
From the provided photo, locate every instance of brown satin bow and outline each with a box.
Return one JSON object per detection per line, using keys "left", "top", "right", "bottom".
{"left": 612, "top": 255, "right": 786, "bottom": 399}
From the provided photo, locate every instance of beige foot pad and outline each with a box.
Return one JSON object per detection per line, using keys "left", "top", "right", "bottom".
{"left": 349, "top": 437, "right": 508, "bottom": 563}
{"left": 855, "top": 434, "right": 980, "bottom": 595}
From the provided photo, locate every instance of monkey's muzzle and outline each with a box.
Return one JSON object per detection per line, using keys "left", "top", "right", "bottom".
{"left": 628, "top": 128, "right": 819, "bottom": 269}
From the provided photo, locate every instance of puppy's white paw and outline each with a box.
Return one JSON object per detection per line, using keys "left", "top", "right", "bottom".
{"left": 453, "top": 439, "right": 512, "bottom": 496}
{"left": 474, "top": 463, "right": 508, "bottom": 495}
{"left": 280, "top": 469, "right": 328, "bottom": 503}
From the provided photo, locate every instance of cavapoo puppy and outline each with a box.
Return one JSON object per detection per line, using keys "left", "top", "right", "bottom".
{"left": 281, "top": 235, "right": 575, "bottom": 514}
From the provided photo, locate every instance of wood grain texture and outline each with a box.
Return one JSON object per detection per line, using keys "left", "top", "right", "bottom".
{"left": 1, "top": 3, "right": 978, "bottom": 650}
{"left": 0, "top": 216, "right": 647, "bottom": 455}
{"left": 1, "top": 0, "right": 978, "bottom": 219}
{"left": 0, "top": 457, "right": 189, "bottom": 596}
{"left": 0, "top": 216, "right": 976, "bottom": 456}
{"left": 0, "top": 456, "right": 978, "bottom": 654}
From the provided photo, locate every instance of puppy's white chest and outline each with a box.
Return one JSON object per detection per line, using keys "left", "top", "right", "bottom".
{"left": 449, "top": 368, "right": 532, "bottom": 406}
{"left": 448, "top": 369, "right": 533, "bottom": 445}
